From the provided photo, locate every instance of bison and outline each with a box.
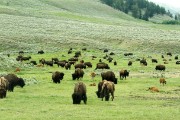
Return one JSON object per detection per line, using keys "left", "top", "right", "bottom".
{"left": 155, "top": 65, "right": 165, "bottom": 71}
{"left": 147, "top": 87, "right": 159, "bottom": 92}
{"left": 84, "top": 62, "right": 92, "bottom": 68}
{"left": 175, "top": 55, "right": 178, "bottom": 60}
{"left": 140, "top": 59, "right": 147, "bottom": 66}
{"left": 52, "top": 71, "right": 64, "bottom": 83}
{"left": 176, "top": 61, "right": 180, "bottom": 64}
{"left": 72, "top": 68, "right": 84, "bottom": 80}
{"left": 95, "top": 62, "right": 110, "bottom": 69}
{"left": 38, "top": 50, "right": 44, "bottom": 54}
{"left": 101, "top": 71, "right": 117, "bottom": 84}
{"left": 4, "top": 74, "right": 25, "bottom": 92}
{"left": 96, "top": 80, "right": 115, "bottom": 101}
{"left": 0, "top": 77, "right": 9, "bottom": 98}
{"left": 72, "top": 82, "right": 87, "bottom": 104}
{"left": 159, "top": 78, "right": 166, "bottom": 86}
{"left": 152, "top": 59, "right": 158, "bottom": 63}
{"left": 119, "top": 69, "right": 129, "bottom": 80}
{"left": 128, "top": 61, "right": 132, "bottom": 66}
{"left": 65, "top": 63, "right": 71, "bottom": 70}
{"left": 74, "top": 63, "right": 86, "bottom": 69}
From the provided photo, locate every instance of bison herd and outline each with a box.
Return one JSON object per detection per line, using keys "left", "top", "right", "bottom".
{"left": 1, "top": 49, "right": 179, "bottom": 105}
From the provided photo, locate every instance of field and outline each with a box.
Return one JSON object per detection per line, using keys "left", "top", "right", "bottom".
{"left": 0, "top": 0, "right": 180, "bottom": 120}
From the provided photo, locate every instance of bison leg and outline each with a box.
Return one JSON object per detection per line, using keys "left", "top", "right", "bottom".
{"left": 83, "top": 94, "right": 87, "bottom": 104}
{"left": 111, "top": 92, "right": 114, "bottom": 101}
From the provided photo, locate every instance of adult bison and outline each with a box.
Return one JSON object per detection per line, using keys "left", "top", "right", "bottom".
{"left": 4, "top": 74, "right": 25, "bottom": 92}
{"left": 52, "top": 71, "right": 64, "bottom": 83}
{"left": 119, "top": 69, "right": 129, "bottom": 80}
{"left": 74, "top": 63, "right": 86, "bottom": 69}
{"left": 72, "top": 82, "right": 87, "bottom": 104}
{"left": 101, "top": 71, "right": 117, "bottom": 84}
{"left": 38, "top": 50, "right": 44, "bottom": 54}
{"left": 155, "top": 65, "right": 165, "bottom": 71}
{"left": 152, "top": 59, "right": 158, "bottom": 63}
{"left": 128, "top": 61, "right": 132, "bottom": 66}
{"left": 72, "top": 68, "right": 84, "bottom": 80}
{"left": 84, "top": 62, "right": 92, "bottom": 68}
{"left": 176, "top": 61, "right": 180, "bottom": 64}
{"left": 65, "top": 63, "right": 71, "bottom": 70}
{"left": 96, "top": 80, "right": 115, "bottom": 101}
{"left": 95, "top": 62, "right": 110, "bottom": 69}
{"left": 140, "top": 59, "right": 147, "bottom": 66}
{"left": 0, "top": 77, "right": 9, "bottom": 98}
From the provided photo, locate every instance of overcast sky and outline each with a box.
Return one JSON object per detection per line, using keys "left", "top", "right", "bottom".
{"left": 148, "top": 0, "right": 180, "bottom": 8}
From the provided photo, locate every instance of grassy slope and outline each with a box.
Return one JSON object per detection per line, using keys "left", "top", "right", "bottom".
{"left": 0, "top": 1, "right": 179, "bottom": 119}
{"left": 0, "top": 0, "right": 180, "bottom": 53}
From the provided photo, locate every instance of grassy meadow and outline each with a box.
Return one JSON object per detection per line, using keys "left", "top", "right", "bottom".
{"left": 0, "top": 0, "right": 180, "bottom": 119}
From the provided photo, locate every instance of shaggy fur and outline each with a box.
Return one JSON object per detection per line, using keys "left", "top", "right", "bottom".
{"left": 99, "top": 80, "right": 115, "bottom": 101}
{"left": 101, "top": 71, "right": 117, "bottom": 84}
{"left": 52, "top": 71, "right": 64, "bottom": 83}
{"left": 159, "top": 78, "right": 166, "bottom": 86}
{"left": 0, "top": 77, "right": 9, "bottom": 98}
{"left": 155, "top": 65, "right": 166, "bottom": 71}
{"left": 119, "top": 70, "right": 129, "bottom": 80}
{"left": 95, "top": 62, "right": 110, "bottom": 69}
{"left": 72, "top": 82, "right": 87, "bottom": 104}
{"left": 72, "top": 68, "right": 84, "bottom": 80}
{"left": 4, "top": 74, "right": 25, "bottom": 92}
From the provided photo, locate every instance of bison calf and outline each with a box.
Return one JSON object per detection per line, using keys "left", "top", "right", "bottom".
{"left": 159, "top": 78, "right": 166, "bottom": 86}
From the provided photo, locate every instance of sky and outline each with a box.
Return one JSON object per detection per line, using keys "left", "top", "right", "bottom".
{"left": 148, "top": 0, "right": 180, "bottom": 8}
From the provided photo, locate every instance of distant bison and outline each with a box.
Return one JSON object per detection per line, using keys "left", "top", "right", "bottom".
{"left": 103, "top": 49, "right": 108, "bottom": 53}
{"left": 38, "top": 50, "right": 44, "bottom": 54}
{"left": 167, "top": 52, "right": 172, "bottom": 56}
{"left": 101, "top": 71, "right": 117, "bottom": 84}
{"left": 140, "top": 59, "right": 147, "bottom": 66}
{"left": 155, "top": 65, "right": 165, "bottom": 71}
{"left": 175, "top": 55, "right": 178, "bottom": 60}
{"left": 124, "top": 53, "right": 133, "bottom": 56}
{"left": 159, "top": 78, "right": 166, "bottom": 86}
{"left": 72, "top": 68, "right": 84, "bottom": 80}
{"left": 4, "top": 74, "right": 25, "bottom": 92}
{"left": 119, "top": 69, "right": 129, "bottom": 80}
{"left": 74, "top": 63, "right": 86, "bottom": 69}
{"left": 128, "top": 61, "right": 132, "bottom": 66}
{"left": 147, "top": 87, "right": 159, "bottom": 92}
{"left": 65, "top": 63, "right": 71, "bottom": 70}
{"left": 176, "top": 61, "right": 180, "bottom": 64}
{"left": 95, "top": 62, "right": 110, "bottom": 69}
{"left": 152, "top": 59, "right": 158, "bottom": 63}
{"left": 72, "top": 82, "right": 87, "bottom": 104}
{"left": 84, "top": 62, "right": 92, "bottom": 68}
{"left": 52, "top": 71, "right": 64, "bottom": 83}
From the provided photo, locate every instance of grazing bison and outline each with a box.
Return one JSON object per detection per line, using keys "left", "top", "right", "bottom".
{"left": 0, "top": 77, "right": 9, "bottom": 98}
{"left": 65, "top": 63, "right": 71, "bottom": 70}
{"left": 109, "top": 52, "right": 115, "bottom": 55}
{"left": 74, "top": 63, "right": 86, "bottom": 69}
{"left": 95, "top": 62, "right": 110, "bottom": 69}
{"left": 140, "top": 59, "right": 147, "bottom": 66}
{"left": 52, "top": 71, "right": 64, "bottom": 83}
{"left": 21, "top": 56, "right": 31, "bottom": 61}
{"left": 128, "top": 61, "right": 132, "bottom": 66}
{"left": 101, "top": 71, "right": 117, "bottom": 84}
{"left": 114, "top": 61, "right": 117, "bottom": 66}
{"left": 4, "top": 74, "right": 25, "bottom": 92}
{"left": 124, "top": 53, "right": 133, "bottom": 56}
{"left": 19, "top": 51, "right": 24, "bottom": 55}
{"left": 68, "top": 50, "right": 72, "bottom": 54}
{"left": 175, "top": 55, "right": 178, "bottom": 60}
{"left": 72, "top": 68, "right": 84, "bottom": 80}
{"left": 72, "top": 82, "right": 87, "bottom": 104}
{"left": 152, "top": 59, "right": 158, "bottom": 63}
{"left": 147, "top": 87, "right": 159, "bottom": 92}
{"left": 159, "top": 78, "right": 166, "bottom": 86}
{"left": 74, "top": 51, "right": 81, "bottom": 57}
{"left": 155, "top": 65, "right": 165, "bottom": 71}
{"left": 30, "top": 60, "right": 37, "bottom": 65}
{"left": 104, "top": 49, "right": 108, "bottom": 53}
{"left": 167, "top": 52, "right": 172, "bottom": 56}
{"left": 96, "top": 80, "right": 115, "bottom": 101}
{"left": 176, "top": 61, "right": 180, "bottom": 64}
{"left": 57, "top": 61, "right": 66, "bottom": 68}
{"left": 82, "top": 48, "right": 87, "bottom": 51}
{"left": 119, "top": 69, "right": 129, "bottom": 80}
{"left": 38, "top": 50, "right": 44, "bottom": 54}
{"left": 84, "top": 62, "right": 92, "bottom": 68}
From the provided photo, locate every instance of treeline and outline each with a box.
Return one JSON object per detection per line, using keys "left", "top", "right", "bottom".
{"left": 100, "top": 0, "right": 172, "bottom": 21}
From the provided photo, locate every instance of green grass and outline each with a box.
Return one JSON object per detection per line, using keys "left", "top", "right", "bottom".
{"left": 0, "top": 48, "right": 180, "bottom": 120}
{"left": 0, "top": 1, "right": 180, "bottom": 119}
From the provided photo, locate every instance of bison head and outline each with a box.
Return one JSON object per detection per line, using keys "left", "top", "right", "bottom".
{"left": 18, "top": 78, "right": 25, "bottom": 88}
{"left": 72, "top": 73, "right": 77, "bottom": 80}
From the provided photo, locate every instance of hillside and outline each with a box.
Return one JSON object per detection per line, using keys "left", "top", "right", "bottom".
{"left": 0, "top": 0, "right": 180, "bottom": 53}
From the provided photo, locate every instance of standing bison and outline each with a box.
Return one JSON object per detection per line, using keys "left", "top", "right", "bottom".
{"left": 72, "top": 68, "right": 85, "bottom": 80}
{"left": 52, "top": 71, "right": 64, "bottom": 83}
{"left": 4, "top": 74, "right": 25, "bottom": 92}
{"left": 101, "top": 71, "right": 117, "bottom": 84}
{"left": 96, "top": 80, "right": 115, "bottom": 101}
{"left": 155, "top": 65, "right": 166, "bottom": 71}
{"left": 119, "top": 69, "right": 129, "bottom": 80}
{"left": 95, "top": 62, "right": 110, "bottom": 69}
{"left": 72, "top": 82, "right": 87, "bottom": 104}
{"left": 0, "top": 77, "right": 9, "bottom": 98}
